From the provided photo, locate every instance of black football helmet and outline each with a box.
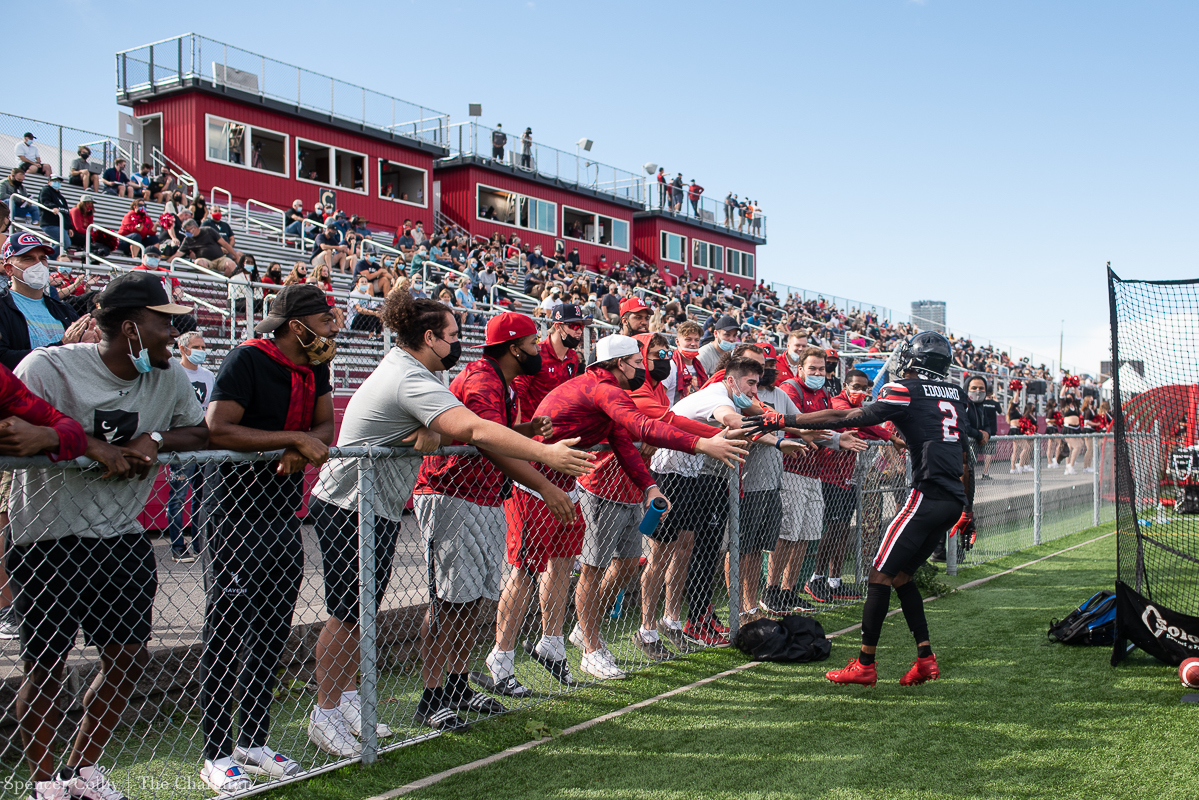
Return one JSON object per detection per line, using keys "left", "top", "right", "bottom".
{"left": 897, "top": 331, "right": 953, "bottom": 379}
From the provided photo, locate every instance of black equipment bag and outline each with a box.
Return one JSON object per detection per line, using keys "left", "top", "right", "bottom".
{"left": 1047, "top": 590, "right": 1117, "bottom": 646}
{"left": 736, "top": 615, "right": 831, "bottom": 663}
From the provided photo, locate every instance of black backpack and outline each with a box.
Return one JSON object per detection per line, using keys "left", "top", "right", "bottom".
{"left": 735, "top": 615, "right": 831, "bottom": 663}
{"left": 1047, "top": 590, "right": 1117, "bottom": 646}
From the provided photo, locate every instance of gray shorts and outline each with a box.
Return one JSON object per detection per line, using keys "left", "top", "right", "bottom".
{"left": 578, "top": 489, "right": 643, "bottom": 568}
{"left": 413, "top": 493, "right": 506, "bottom": 603}
{"left": 780, "top": 472, "right": 824, "bottom": 542}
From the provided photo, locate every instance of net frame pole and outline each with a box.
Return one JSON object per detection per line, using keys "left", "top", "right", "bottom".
{"left": 1032, "top": 442, "right": 1042, "bottom": 546}
{"left": 357, "top": 456, "right": 379, "bottom": 765}
{"left": 1092, "top": 434, "right": 1101, "bottom": 527}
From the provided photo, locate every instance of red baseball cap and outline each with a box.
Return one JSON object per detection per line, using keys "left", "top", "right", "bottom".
{"left": 619, "top": 297, "right": 650, "bottom": 315}
{"left": 484, "top": 311, "right": 537, "bottom": 347}
{"left": 756, "top": 341, "right": 778, "bottom": 359}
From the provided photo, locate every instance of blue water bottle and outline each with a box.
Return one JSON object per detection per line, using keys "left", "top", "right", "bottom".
{"left": 639, "top": 496, "right": 669, "bottom": 536}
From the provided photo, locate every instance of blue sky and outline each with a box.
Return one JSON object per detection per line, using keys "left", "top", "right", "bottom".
{"left": 19, "top": 1, "right": 1198, "bottom": 373}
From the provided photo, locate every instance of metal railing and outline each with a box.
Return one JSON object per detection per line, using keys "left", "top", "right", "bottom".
{"left": 116, "top": 34, "right": 450, "bottom": 148}
{"left": 9, "top": 193, "right": 67, "bottom": 252}
{"left": 0, "top": 112, "right": 134, "bottom": 178}
{"left": 150, "top": 146, "right": 199, "bottom": 199}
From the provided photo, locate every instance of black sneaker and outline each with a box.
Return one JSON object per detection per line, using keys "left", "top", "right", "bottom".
{"left": 631, "top": 632, "right": 674, "bottom": 661}
{"left": 451, "top": 689, "right": 507, "bottom": 716}
{"left": 656, "top": 620, "right": 692, "bottom": 653}
{"left": 470, "top": 670, "right": 531, "bottom": 698}
{"left": 830, "top": 583, "right": 863, "bottom": 601}
{"left": 0, "top": 605, "right": 18, "bottom": 640}
{"left": 780, "top": 588, "right": 814, "bottom": 613}
{"left": 522, "top": 640, "right": 575, "bottom": 686}
{"left": 759, "top": 587, "right": 790, "bottom": 616}
{"left": 803, "top": 578, "right": 832, "bottom": 604}
{"left": 929, "top": 542, "right": 947, "bottom": 563}
{"left": 415, "top": 705, "right": 471, "bottom": 732}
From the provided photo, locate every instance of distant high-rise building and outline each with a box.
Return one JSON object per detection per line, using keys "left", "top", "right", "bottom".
{"left": 910, "top": 300, "right": 947, "bottom": 333}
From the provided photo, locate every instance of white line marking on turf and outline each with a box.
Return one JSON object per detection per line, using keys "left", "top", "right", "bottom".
{"left": 364, "top": 530, "right": 1115, "bottom": 800}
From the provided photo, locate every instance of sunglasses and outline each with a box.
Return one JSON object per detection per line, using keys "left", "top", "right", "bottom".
{"left": 650, "top": 348, "right": 674, "bottom": 361}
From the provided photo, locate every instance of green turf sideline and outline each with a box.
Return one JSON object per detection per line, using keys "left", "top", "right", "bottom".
{"left": 359, "top": 529, "right": 1116, "bottom": 800}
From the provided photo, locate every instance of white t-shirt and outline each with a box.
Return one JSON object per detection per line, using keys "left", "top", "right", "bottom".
{"left": 312, "top": 347, "right": 462, "bottom": 521}
{"left": 650, "top": 382, "right": 734, "bottom": 478}
{"left": 15, "top": 140, "right": 38, "bottom": 165}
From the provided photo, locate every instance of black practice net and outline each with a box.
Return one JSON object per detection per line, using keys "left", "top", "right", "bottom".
{"left": 1109, "top": 268, "right": 1199, "bottom": 665}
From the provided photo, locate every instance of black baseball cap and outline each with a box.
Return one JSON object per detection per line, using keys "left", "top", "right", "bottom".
{"left": 551, "top": 303, "right": 592, "bottom": 325}
{"left": 713, "top": 314, "right": 740, "bottom": 332}
{"left": 95, "top": 272, "right": 192, "bottom": 315}
{"left": 255, "top": 284, "right": 332, "bottom": 333}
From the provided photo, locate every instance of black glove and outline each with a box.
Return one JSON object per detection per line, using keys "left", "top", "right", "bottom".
{"left": 741, "top": 409, "right": 788, "bottom": 438}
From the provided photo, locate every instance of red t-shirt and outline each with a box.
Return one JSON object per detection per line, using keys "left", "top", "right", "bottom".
{"left": 512, "top": 338, "right": 580, "bottom": 422}
{"left": 414, "top": 358, "right": 513, "bottom": 507}
{"left": 533, "top": 369, "right": 700, "bottom": 492}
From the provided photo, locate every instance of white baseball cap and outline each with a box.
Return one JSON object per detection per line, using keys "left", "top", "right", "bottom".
{"left": 594, "top": 334, "right": 640, "bottom": 363}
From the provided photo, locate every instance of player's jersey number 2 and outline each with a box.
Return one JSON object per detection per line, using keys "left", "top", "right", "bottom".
{"left": 938, "top": 401, "right": 960, "bottom": 442}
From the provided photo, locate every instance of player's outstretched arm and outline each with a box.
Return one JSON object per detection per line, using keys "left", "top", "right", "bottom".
{"left": 429, "top": 406, "right": 595, "bottom": 477}
{"left": 742, "top": 404, "right": 889, "bottom": 437}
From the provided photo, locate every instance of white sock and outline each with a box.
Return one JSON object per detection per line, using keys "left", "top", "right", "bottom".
{"left": 487, "top": 648, "right": 516, "bottom": 679}
{"left": 339, "top": 690, "right": 358, "bottom": 706}
{"left": 537, "top": 634, "right": 566, "bottom": 661}
{"left": 811, "top": 573, "right": 824, "bottom": 583}
{"left": 639, "top": 627, "right": 659, "bottom": 643}
{"left": 663, "top": 617, "right": 682, "bottom": 630}
{"left": 208, "top": 756, "right": 236, "bottom": 770}
{"left": 311, "top": 705, "right": 338, "bottom": 722}
{"left": 828, "top": 577, "right": 842, "bottom": 588}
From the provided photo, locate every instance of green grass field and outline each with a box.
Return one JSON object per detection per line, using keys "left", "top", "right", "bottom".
{"left": 264, "top": 526, "right": 1198, "bottom": 800}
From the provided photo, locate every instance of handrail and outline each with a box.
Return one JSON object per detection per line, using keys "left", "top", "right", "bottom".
{"left": 11, "top": 193, "right": 67, "bottom": 253}
{"left": 635, "top": 286, "right": 670, "bottom": 304}
{"left": 209, "top": 186, "right": 232, "bottom": 211}
{"left": 245, "top": 198, "right": 286, "bottom": 239}
{"left": 169, "top": 255, "right": 230, "bottom": 284}
{"left": 686, "top": 303, "right": 713, "bottom": 320}
{"left": 151, "top": 147, "right": 198, "bottom": 198}
{"left": 85, "top": 222, "right": 147, "bottom": 263}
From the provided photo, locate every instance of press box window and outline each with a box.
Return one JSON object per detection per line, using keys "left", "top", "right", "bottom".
{"left": 206, "top": 116, "right": 287, "bottom": 175}
{"left": 692, "top": 240, "right": 723, "bottom": 271}
{"left": 379, "top": 161, "right": 426, "bottom": 205}
{"left": 297, "top": 140, "right": 367, "bottom": 193}
{"left": 726, "top": 249, "right": 755, "bottom": 277}
{"left": 660, "top": 231, "right": 686, "bottom": 263}
{"left": 477, "top": 185, "right": 555, "bottom": 234}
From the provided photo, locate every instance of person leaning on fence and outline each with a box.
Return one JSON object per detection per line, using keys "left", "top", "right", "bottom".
{"left": 305, "top": 297, "right": 593, "bottom": 747}
{"left": 511, "top": 303, "right": 587, "bottom": 419}
{"left": 10, "top": 271, "right": 207, "bottom": 800}
{"left": 198, "top": 283, "right": 340, "bottom": 794}
{"left": 166, "top": 330, "right": 215, "bottom": 563}
{"left": 487, "top": 334, "right": 747, "bottom": 690}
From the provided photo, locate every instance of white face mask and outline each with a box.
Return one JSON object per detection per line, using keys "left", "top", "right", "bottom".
{"left": 20, "top": 263, "right": 50, "bottom": 291}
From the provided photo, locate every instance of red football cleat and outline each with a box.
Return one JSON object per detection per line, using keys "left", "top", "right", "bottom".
{"left": 825, "top": 658, "right": 877, "bottom": 687}
{"left": 899, "top": 654, "right": 940, "bottom": 686}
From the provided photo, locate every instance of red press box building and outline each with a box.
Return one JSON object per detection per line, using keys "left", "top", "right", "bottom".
{"left": 116, "top": 34, "right": 449, "bottom": 232}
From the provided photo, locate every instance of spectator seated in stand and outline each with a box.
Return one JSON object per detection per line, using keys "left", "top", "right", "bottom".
{"left": 0, "top": 168, "right": 39, "bottom": 227}
{"left": 351, "top": 250, "right": 393, "bottom": 297}
{"left": 148, "top": 166, "right": 177, "bottom": 203}
{"left": 68, "top": 146, "right": 101, "bottom": 192}
{"left": 37, "top": 175, "right": 74, "bottom": 257}
{"left": 310, "top": 224, "right": 348, "bottom": 274}
{"left": 116, "top": 199, "right": 158, "bottom": 256}
{"left": 129, "top": 164, "right": 154, "bottom": 200}
{"left": 346, "top": 274, "right": 383, "bottom": 337}
{"left": 172, "top": 219, "right": 237, "bottom": 275}
{"left": 202, "top": 207, "right": 236, "bottom": 250}
{"left": 14, "top": 132, "right": 52, "bottom": 178}
{"left": 100, "top": 158, "right": 132, "bottom": 198}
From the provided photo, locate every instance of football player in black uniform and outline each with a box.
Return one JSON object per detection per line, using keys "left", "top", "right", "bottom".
{"left": 743, "top": 331, "right": 971, "bottom": 686}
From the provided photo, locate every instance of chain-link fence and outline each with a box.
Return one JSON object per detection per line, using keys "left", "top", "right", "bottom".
{"left": 0, "top": 431, "right": 1122, "bottom": 799}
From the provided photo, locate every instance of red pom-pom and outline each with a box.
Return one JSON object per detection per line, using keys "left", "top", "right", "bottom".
{"left": 1009, "top": 379, "right": 1023, "bottom": 392}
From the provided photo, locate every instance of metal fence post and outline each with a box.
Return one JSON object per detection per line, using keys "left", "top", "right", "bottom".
{"left": 853, "top": 448, "right": 866, "bottom": 582}
{"left": 1032, "top": 437, "right": 1043, "bottom": 546}
{"left": 357, "top": 454, "right": 379, "bottom": 765}
{"left": 1092, "top": 434, "right": 1101, "bottom": 527}
{"left": 726, "top": 466, "right": 741, "bottom": 642}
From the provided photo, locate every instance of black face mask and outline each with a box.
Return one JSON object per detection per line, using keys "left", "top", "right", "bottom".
{"left": 649, "top": 359, "right": 672, "bottom": 384}
{"left": 760, "top": 368, "right": 777, "bottom": 387}
{"left": 436, "top": 337, "right": 462, "bottom": 370}
{"left": 517, "top": 348, "right": 543, "bottom": 376}
{"left": 561, "top": 333, "right": 581, "bottom": 350}
{"left": 625, "top": 365, "right": 646, "bottom": 392}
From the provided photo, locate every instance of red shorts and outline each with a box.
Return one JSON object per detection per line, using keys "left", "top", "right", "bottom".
{"left": 505, "top": 488, "right": 585, "bottom": 573}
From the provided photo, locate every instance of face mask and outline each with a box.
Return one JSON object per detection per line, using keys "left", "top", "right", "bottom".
{"left": 731, "top": 388, "right": 754, "bottom": 410}
{"left": 760, "top": 368, "right": 777, "bottom": 387}
{"left": 678, "top": 348, "right": 699, "bottom": 360}
{"left": 297, "top": 323, "right": 338, "bottom": 366}
{"left": 50, "top": 181, "right": 61, "bottom": 190}
{"left": 649, "top": 359, "right": 672, "bottom": 383}
{"left": 516, "top": 348, "right": 542, "bottom": 376}
{"left": 787, "top": 350, "right": 802, "bottom": 363}
{"left": 129, "top": 323, "right": 154, "bottom": 374}
{"left": 20, "top": 263, "right": 49, "bottom": 291}
{"left": 846, "top": 389, "right": 867, "bottom": 407}
{"left": 144, "top": 256, "right": 160, "bottom": 268}
{"left": 718, "top": 339, "right": 735, "bottom": 352}
{"left": 804, "top": 375, "right": 826, "bottom": 391}
{"left": 56, "top": 265, "right": 71, "bottom": 277}
{"left": 434, "top": 336, "right": 462, "bottom": 370}
{"left": 623, "top": 362, "right": 646, "bottom": 391}
{"left": 187, "top": 349, "right": 208, "bottom": 365}
{"left": 560, "top": 332, "right": 581, "bottom": 350}
{"left": 968, "top": 390, "right": 986, "bottom": 402}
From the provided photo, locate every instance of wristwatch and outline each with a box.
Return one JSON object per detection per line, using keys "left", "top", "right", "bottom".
{"left": 148, "top": 431, "right": 164, "bottom": 448}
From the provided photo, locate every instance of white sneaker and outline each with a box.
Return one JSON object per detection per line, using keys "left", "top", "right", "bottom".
{"left": 579, "top": 647, "right": 627, "bottom": 680}
{"left": 307, "top": 707, "right": 362, "bottom": 758}
{"left": 568, "top": 623, "right": 604, "bottom": 651}
{"left": 1083, "top": 467, "right": 1095, "bottom": 473}
{"left": 1009, "top": 468, "right": 1020, "bottom": 474}
{"left": 1047, "top": 461, "right": 1059, "bottom": 469}
{"left": 233, "top": 745, "right": 301, "bottom": 778}
{"left": 66, "top": 765, "right": 128, "bottom": 800}
{"left": 1022, "top": 465, "right": 1034, "bottom": 473}
{"left": 201, "top": 759, "right": 254, "bottom": 795}
{"left": 340, "top": 694, "right": 394, "bottom": 739}
{"left": 33, "top": 778, "right": 69, "bottom": 800}
{"left": 1064, "top": 465, "right": 1077, "bottom": 475}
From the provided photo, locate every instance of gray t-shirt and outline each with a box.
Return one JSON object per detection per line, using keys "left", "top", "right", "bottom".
{"left": 313, "top": 347, "right": 461, "bottom": 521}
{"left": 10, "top": 344, "right": 205, "bottom": 544}
{"left": 697, "top": 341, "right": 725, "bottom": 376}
{"left": 742, "top": 384, "right": 800, "bottom": 493}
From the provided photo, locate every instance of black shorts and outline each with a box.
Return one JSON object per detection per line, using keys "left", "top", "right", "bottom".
{"left": 740, "top": 490, "right": 782, "bottom": 553}
{"left": 6, "top": 533, "right": 157, "bottom": 664}
{"left": 822, "top": 482, "right": 857, "bottom": 524}
{"left": 311, "top": 497, "right": 401, "bottom": 624}
{"left": 652, "top": 473, "right": 728, "bottom": 544}
{"left": 873, "top": 489, "right": 963, "bottom": 577}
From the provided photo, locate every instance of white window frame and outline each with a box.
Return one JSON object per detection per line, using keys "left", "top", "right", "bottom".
{"left": 474, "top": 183, "right": 556, "bottom": 235}
{"left": 691, "top": 238, "right": 724, "bottom": 272}
{"left": 296, "top": 136, "right": 369, "bottom": 195}
{"left": 204, "top": 114, "right": 290, "bottom": 178}
{"left": 726, "top": 247, "right": 755, "bottom": 278}
{"left": 560, "top": 205, "right": 631, "bottom": 252}
{"left": 377, "top": 160, "right": 428, "bottom": 208}
{"left": 660, "top": 231, "right": 686, "bottom": 264}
